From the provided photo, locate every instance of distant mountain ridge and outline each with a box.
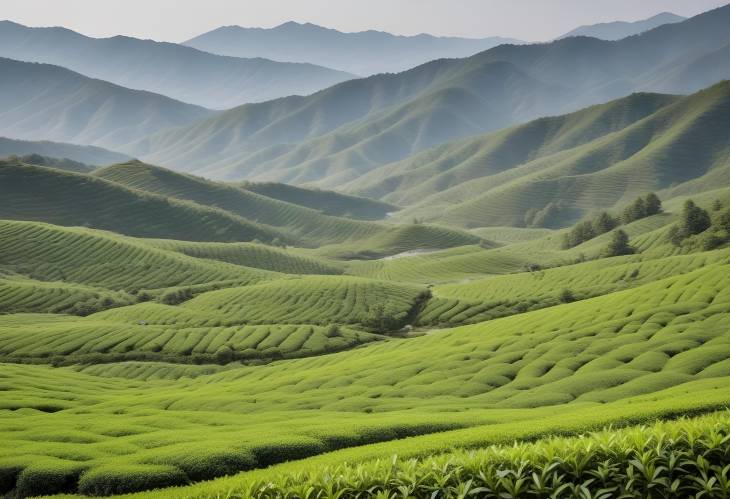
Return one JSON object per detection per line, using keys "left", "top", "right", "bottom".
{"left": 558, "top": 12, "right": 686, "bottom": 41}
{"left": 129, "top": 5, "right": 730, "bottom": 186}
{"left": 0, "top": 57, "right": 213, "bottom": 150}
{"left": 184, "top": 21, "right": 522, "bottom": 76}
{"left": 0, "top": 20, "right": 354, "bottom": 109}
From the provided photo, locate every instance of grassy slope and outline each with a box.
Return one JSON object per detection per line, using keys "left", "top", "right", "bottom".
{"left": 93, "top": 161, "right": 381, "bottom": 246}
{"left": 0, "top": 137, "right": 130, "bottom": 167}
{"left": 93, "top": 161, "right": 479, "bottom": 254}
{"left": 346, "top": 91, "right": 678, "bottom": 204}
{"left": 0, "top": 161, "right": 291, "bottom": 244}
{"left": 2, "top": 258, "right": 730, "bottom": 495}
{"left": 0, "top": 220, "right": 272, "bottom": 292}
{"left": 240, "top": 181, "right": 398, "bottom": 220}
{"left": 387, "top": 81, "right": 730, "bottom": 228}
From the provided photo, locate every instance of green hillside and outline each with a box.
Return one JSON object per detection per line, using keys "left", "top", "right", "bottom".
{"left": 93, "top": 161, "right": 382, "bottom": 246}
{"left": 128, "top": 5, "right": 730, "bottom": 186}
{"left": 3, "top": 7, "right": 730, "bottom": 498}
{"left": 240, "top": 181, "right": 398, "bottom": 220}
{"left": 2, "top": 256, "right": 730, "bottom": 495}
{"left": 0, "top": 137, "right": 130, "bottom": 166}
{"left": 381, "top": 81, "right": 730, "bottom": 229}
{"left": 0, "top": 161, "right": 290, "bottom": 244}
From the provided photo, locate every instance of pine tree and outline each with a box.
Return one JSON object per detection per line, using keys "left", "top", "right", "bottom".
{"left": 605, "top": 229, "right": 634, "bottom": 257}
{"left": 645, "top": 193, "right": 662, "bottom": 216}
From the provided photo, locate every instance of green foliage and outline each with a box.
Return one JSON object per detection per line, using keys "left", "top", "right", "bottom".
{"left": 77, "top": 464, "right": 189, "bottom": 496}
{"left": 669, "top": 199, "right": 713, "bottom": 245}
{"left": 218, "top": 413, "right": 730, "bottom": 499}
{"left": 604, "top": 229, "right": 634, "bottom": 257}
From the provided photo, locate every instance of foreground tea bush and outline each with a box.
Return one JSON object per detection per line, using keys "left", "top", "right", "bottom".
{"left": 224, "top": 412, "right": 730, "bottom": 499}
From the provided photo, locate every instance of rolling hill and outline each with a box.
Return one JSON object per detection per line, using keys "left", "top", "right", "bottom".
{"left": 0, "top": 58, "right": 213, "bottom": 150}
{"left": 0, "top": 160, "right": 289, "bottom": 244}
{"left": 348, "top": 80, "right": 730, "bottom": 229}
{"left": 558, "top": 12, "right": 686, "bottom": 41}
{"left": 184, "top": 21, "right": 521, "bottom": 76}
{"left": 131, "top": 5, "right": 730, "bottom": 185}
{"left": 0, "top": 20, "right": 354, "bottom": 109}
{"left": 240, "top": 181, "right": 398, "bottom": 220}
{"left": 0, "top": 137, "right": 130, "bottom": 166}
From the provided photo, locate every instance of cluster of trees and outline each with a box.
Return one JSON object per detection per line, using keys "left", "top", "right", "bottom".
{"left": 160, "top": 288, "right": 193, "bottom": 305}
{"left": 525, "top": 201, "right": 568, "bottom": 229}
{"left": 668, "top": 199, "right": 730, "bottom": 250}
{"left": 562, "top": 193, "right": 662, "bottom": 249}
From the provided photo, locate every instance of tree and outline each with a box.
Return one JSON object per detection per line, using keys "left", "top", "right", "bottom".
{"left": 622, "top": 198, "right": 647, "bottom": 224}
{"left": 716, "top": 208, "right": 730, "bottom": 233}
{"left": 592, "top": 212, "right": 617, "bottom": 234}
{"left": 644, "top": 193, "right": 663, "bottom": 216}
{"left": 712, "top": 199, "right": 723, "bottom": 211}
{"left": 680, "top": 200, "right": 711, "bottom": 236}
{"left": 605, "top": 229, "right": 634, "bottom": 257}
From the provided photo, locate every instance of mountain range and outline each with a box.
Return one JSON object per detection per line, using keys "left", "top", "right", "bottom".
{"left": 0, "top": 57, "right": 213, "bottom": 150}
{"left": 184, "top": 21, "right": 522, "bottom": 76}
{"left": 124, "top": 4, "right": 730, "bottom": 187}
{"left": 558, "top": 12, "right": 686, "bottom": 40}
{"left": 0, "top": 20, "right": 353, "bottom": 109}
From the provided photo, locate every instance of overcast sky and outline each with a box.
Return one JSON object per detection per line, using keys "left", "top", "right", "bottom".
{"left": 1, "top": 0, "right": 727, "bottom": 42}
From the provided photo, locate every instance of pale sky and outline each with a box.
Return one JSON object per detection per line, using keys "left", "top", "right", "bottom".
{"left": 1, "top": 0, "right": 727, "bottom": 42}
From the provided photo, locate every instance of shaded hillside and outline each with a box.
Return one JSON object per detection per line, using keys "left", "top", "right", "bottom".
{"left": 184, "top": 21, "right": 521, "bottom": 76}
{"left": 0, "top": 137, "right": 130, "bottom": 166}
{"left": 0, "top": 21, "right": 354, "bottom": 109}
{"left": 130, "top": 5, "right": 730, "bottom": 185}
{"left": 0, "top": 58, "right": 212, "bottom": 150}
{"left": 346, "top": 92, "right": 680, "bottom": 204}
{"left": 240, "top": 182, "right": 397, "bottom": 220}
{"left": 93, "top": 161, "right": 478, "bottom": 252}
{"left": 0, "top": 160, "right": 288, "bottom": 243}
{"left": 385, "top": 81, "right": 730, "bottom": 228}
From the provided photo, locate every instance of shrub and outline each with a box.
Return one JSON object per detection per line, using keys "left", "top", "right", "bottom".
{"left": 77, "top": 464, "right": 188, "bottom": 496}
{"left": 142, "top": 448, "right": 256, "bottom": 482}
{"left": 16, "top": 460, "right": 87, "bottom": 497}
{"left": 250, "top": 437, "right": 327, "bottom": 468}
{"left": 160, "top": 288, "right": 193, "bottom": 305}
{"left": 559, "top": 289, "right": 575, "bottom": 303}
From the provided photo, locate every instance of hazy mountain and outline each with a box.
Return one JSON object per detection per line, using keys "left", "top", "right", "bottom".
{"left": 0, "top": 58, "right": 213, "bottom": 150}
{"left": 184, "top": 21, "right": 522, "bottom": 76}
{"left": 129, "top": 5, "right": 730, "bottom": 186}
{"left": 558, "top": 12, "right": 686, "bottom": 41}
{"left": 0, "top": 21, "right": 354, "bottom": 109}
{"left": 383, "top": 81, "right": 730, "bottom": 229}
{"left": 0, "top": 137, "right": 130, "bottom": 166}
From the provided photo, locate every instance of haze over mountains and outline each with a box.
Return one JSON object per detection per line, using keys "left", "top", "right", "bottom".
{"left": 0, "top": 20, "right": 353, "bottom": 109}
{"left": 558, "top": 12, "right": 687, "bottom": 40}
{"left": 0, "top": 58, "right": 213, "bottom": 150}
{"left": 184, "top": 21, "right": 522, "bottom": 76}
{"left": 126, "top": 4, "right": 730, "bottom": 188}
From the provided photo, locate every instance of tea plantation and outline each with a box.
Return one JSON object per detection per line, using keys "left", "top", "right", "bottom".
{"left": 1, "top": 161, "right": 730, "bottom": 497}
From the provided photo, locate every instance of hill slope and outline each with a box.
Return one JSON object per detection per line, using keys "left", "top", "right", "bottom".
{"left": 0, "top": 137, "right": 129, "bottom": 166}
{"left": 0, "top": 161, "right": 289, "bottom": 244}
{"left": 0, "top": 21, "right": 354, "bottom": 109}
{"left": 132, "top": 5, "right": 730, "bottom": 185}
{"left": 353, "top": 81, "right": 730, "bottom": 229}
{"left": 0, "top": 58, "right": 212, "bottom": 150}
{"left": 184, "top": 21, "right": 521, "bottom": 76}
{"left": 558, "top": 12, "right": 686, "bottom": 41}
